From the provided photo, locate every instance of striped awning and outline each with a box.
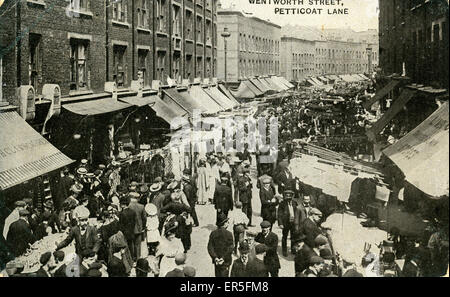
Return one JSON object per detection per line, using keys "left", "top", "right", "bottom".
{"left": 0, "top": 112, "right": 74, "bottom": 190}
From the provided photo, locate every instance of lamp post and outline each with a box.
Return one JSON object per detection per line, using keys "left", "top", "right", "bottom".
{"left": 366, "top": 47, "right": 373, "bottom": 75}
{"left": 221, "top": 27, "right": 231, "bottom": 85}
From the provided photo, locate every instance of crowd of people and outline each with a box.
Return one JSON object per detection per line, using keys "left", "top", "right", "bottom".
{"left": 1, "top": 80, "right": 448, "bottom": 278}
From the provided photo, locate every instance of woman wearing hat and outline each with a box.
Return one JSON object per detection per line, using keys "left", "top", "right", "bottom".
{"left": 155, "top": 219, "right": 184, "bottom": 277}
{"left": 145, "top": 203, "right": 160, "bottom": 256}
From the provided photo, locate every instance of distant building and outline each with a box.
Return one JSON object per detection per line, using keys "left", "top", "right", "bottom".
{"left": 280, "top": 25, "right": 379, "bottom": 82}
{"left": 217, "top": 8, "right": 281, "bottom": 82}
{"left": 280, "top": 37, "right": 315, "bottom": 81}
{"left": 378, "top": 0, "right": 449, "bottom": 89}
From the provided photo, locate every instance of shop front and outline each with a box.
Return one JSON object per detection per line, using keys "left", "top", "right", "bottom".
{"left": 0, "top": 111, "right": 74, "bottom": 211}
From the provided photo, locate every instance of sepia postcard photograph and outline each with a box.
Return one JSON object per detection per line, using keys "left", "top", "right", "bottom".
{"left": 0, "top": 0, "right": 448, "bottom": 287}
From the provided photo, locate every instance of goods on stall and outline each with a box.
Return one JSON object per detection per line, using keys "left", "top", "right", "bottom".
{"left": 11, "top": 232, "right": 74, "bottom": 273}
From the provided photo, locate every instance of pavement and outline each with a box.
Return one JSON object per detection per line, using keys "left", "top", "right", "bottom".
{"left": 185, "top": 161, "right": 296, "bottom": 277}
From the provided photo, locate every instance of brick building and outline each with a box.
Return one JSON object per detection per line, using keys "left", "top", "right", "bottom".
{"left": 217, "top": 8, "right": 281, "bottom": 83}
{"left": 280, "top": 37, "right": 315, "bottom": 81}
{"left": 0, "top": 0, "right": 218, "bottom": 105}
{"left": 379, "top": 0, "right": 449, "bottom": 89}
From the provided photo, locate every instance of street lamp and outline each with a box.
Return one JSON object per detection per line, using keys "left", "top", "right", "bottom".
{"left": 366, "top": 47, "right": 373, "bottom": 75}
{"left": 221, "top": 27, "right": 231, "bottom": 85}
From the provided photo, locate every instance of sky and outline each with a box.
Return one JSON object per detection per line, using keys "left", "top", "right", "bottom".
{"left": 219, "top": 0, "right": 379, "bottom": 32}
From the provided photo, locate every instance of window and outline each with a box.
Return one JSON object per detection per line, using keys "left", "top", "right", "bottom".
{"left": 173, "top": 4, "right": 181, "bottom": 36}
{"left": 157, "top": 51, "right": 166, "bottom": 81}
{"left": 185, "top": 10, "right": 194, "bottom": 40}
{"left": 196, "top": 56, "right": 203, "bottom": 78}
{"left": 185, "top": 54, "right": 193, "bottom": 80}
{"left": 70, "top": 0, "right": 90, "bottom": 11}
{"left": 29, "top": 34, "right": 42, "bottom": 91}
{"left": 206, "top": 57, "right": 211, "bottom": 78}
{"left": 113, "top": 45, "right": 127, "bottom": 88}
{"left": 205, "top": 20, "right": 211, "bottom": 45}
{"left": 196, "top": 16, "right": 203, "bottom": 43}
{"left": 156, "top": 0, "right": 167, "bottom": 33}
{"left": 138, "top": 49, "right": 149, "bottom": 87}
{"left": 137, "top": 0, "right": 149, "bottom": 29}
{"left": 70, "top": 39, "right": 89, "bottom": 91}
{"left": 173, "top": 52, "right": 181, "bottom": 80}
{"left": 112, "top": 0, "right": 127, "bottom": 22}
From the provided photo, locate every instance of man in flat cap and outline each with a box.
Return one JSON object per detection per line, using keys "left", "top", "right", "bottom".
{"left": 230, "top": 241, "right": 252, "bottom": 277}
{"left": 298, "top": 208, "right": 323, "bottom": 249}
{"left": 128, "top": 192, "right": 147, "bottom": 261}
{"left": 255, "top": 221, "right": 280, "bottom": 277}
{"left": 277, "top": 184, "right": 299, "bottom": 257}
{"left": 55, "top": 207, "right": 101, "bottom": 259}
{"left": 213, "top": 173, "right": 234, "bottom": 225}
{"left": 207, "top": 213, "right": 234, "bottom": 277}
{"left": 248, "top": 244, "right": 269, "bottom": 277}
{"left": 259, "top": 177, "right": 278, "bottom": 228}
{"left": 301, "top": 256, "right": 325, "bottom": 277}
{"left": 2, "top": 200, "right": 26, "bottom": 241}
{"left": 6, "top": 209, "right": 36, "bottom": 257}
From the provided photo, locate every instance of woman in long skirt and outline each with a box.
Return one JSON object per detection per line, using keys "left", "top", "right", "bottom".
{"left": 196, "top": 159, "right": 209, "bottom": 205}
{"left": 155, "top": 219, "right": 184, "bottom": 277}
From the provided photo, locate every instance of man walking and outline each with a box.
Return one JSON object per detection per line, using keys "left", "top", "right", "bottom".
{"left": 277, "top": 185, "right": 298, "bottom": 257}
{"left": 207, "top": 213, "right": 234, "bottom": 277}
{"left": 238, "top": 167, "right": 253, "bottom": 227}
{"left": 128, "top": 192, "right": 147, "bottom": 261}
{"left": 213, "top": 174, "right": 234, "bottom": 224}
{"left": 255, "top": 221, "right": 280, "bottom": 276}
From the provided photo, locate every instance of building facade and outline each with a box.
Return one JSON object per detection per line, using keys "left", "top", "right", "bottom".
{"left": 0, "top": 0, "right": 218, "bottom": 105}
{"left": 379, "top": 0, "right": 449, "bottom": 89}
{"left": 314, "top": 40, "right": 378, "bottom": 77}
{"left": 279, "top": 25, "right": 379, "bottom": 82}
{"left": 280, "top": 37, "right": 315, "bottom": 81}
{"left": 217, "top": 9, "right": 281, "bottom": 82}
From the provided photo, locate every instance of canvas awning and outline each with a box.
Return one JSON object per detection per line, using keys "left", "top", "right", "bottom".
{"left": 363, "top": 80, "right": 401, "bottom": 109}
{"left": 243, "top": 80, "right": 264, "bottom": 96}
{"left": 277, "top": 76, "right": 295, "bottom": 89}
{"left": 230, "top": 81, "right": 257, "bottom": 99}
{"left": 257, "top": 78, "right": 276, "bottom": 92}
{"left": 272, "top": 76, "right": 293, "bottom": 89}
{"left": 118, "top": 95, "right": 156, "bottom": 107}
{"left": 317, "top": 76, "right": 329, "bottom": 83}
{"left": 267, "top": 77, "right": 289, "bottom": 91}
{"left": 148, "top": 95, "right": 187, "bottom": 126}
{"left": 188, "top": 86, "right": 224, "bottom": 114}
{"left": 249, "top": 78, "right": 269, "bottom": 93}
{"left": 382, "top": 102, "right": 449, "bottom": 197}
{"left": 0, "top": 112, "right": 74, "bottom": 190}
{"left": 161, "top": 89, "right": 193, "bottom": 116}
{"left": 367, "top": 89, "right": 417, "bottom": 141}
{"left": 63, "top": 98, "right": 132, "bottom": 115}
{"left": 306, "top": 79, "right": 317, "bottom": 86}
{"left": 218, "top": 84, "right": 240, "bottom": 105}
{"left": 204, "top": 87, "right": 237, "bottom": 110}
{"left": 310, "top": 77, "right": 324, "bottom": 85}
{"left": 262, "top": 78, "right": 284, "bottom": 92}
